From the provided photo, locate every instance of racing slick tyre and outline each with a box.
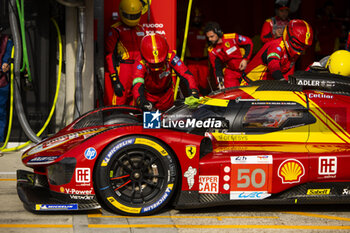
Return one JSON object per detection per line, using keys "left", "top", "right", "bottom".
{"left": 94, "top": 136, "right": 178, "bottom": 216}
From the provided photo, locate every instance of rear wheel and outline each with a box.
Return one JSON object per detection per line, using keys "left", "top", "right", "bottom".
{"left": 94, "top": 136, "right": 178, "bottom": 215}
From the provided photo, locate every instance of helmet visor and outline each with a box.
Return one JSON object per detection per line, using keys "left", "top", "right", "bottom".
{"left": 122, "top": 11, "right": 141, "bottom": 20}
{"left": 289, "top": 36, "right": 306, "bottom": 54}
{"left": 148, "top": 62, "right": 164, "bottom": 71}
{"left": 287, "top": 27, "right": 307, "bottom": 54}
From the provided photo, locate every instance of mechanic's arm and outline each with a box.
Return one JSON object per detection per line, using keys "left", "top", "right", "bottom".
{"left": 105, "top": 28, "right": 125, "bottom": 97}
{"left": 208, "top": 50, "right": 224, "bottom": 89}
{"left": 260, "top": 19, "right": 274, "bottom": 44}
{"left": 132, "top": 60, "right": 153, "bottom": 111}
{"left": 266, "top": 52, "right": 284, "bottom": 81}
{"left": 105, "top": 28, "right": 119, "bottom": 75}
{"left": 170, "top": 53, "right": 199, "bottom": 98}
{"left": 236, "top": 34, "right": 253, "bottom": 71}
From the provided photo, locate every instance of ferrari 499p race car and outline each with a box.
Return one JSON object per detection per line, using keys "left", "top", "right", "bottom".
{"left": 17, "top": 71, "right": 350, "bottom": 215}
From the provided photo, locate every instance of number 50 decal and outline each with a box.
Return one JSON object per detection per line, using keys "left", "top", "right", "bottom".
{"left": 237, "top": 168, "right": 266, "bottom": 189}
{"left": 230, "top": 155, "right": 273, "bottom": 193}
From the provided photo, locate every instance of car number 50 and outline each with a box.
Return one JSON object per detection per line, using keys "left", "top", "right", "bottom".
{"left": 237, "top": 169, "right": 266, "bottom": 188}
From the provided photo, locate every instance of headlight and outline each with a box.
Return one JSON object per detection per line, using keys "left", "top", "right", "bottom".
{"left": 47, "top": 157, "right": 76, "bottom": 185}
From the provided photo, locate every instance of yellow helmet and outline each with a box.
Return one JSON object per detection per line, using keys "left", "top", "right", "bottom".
{"left": 119, "top": 0, "right": 142, "bottom": 27}
{"left": 326, "top": 50, "right": 350, "bottom": 76}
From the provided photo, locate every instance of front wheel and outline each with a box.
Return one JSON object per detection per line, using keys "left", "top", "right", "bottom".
{"left": 94, "top": 136, "right": 178, "bottom": 215}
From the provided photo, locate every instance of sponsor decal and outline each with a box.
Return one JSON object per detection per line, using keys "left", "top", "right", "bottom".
{"left": 143, "top": 110, "right": 161, "bottom": 129}
{"left": 226, "top": 46, "right": 237, "bottom": 55}
{"left": 278, "top": 159, "right": 305, "bottom": 184}
{"left": 159, "top": 71, "right": 171, "bottom": 79}
{"left": 199, "top": 176, "right": 219, "bottom": 194}
{"left": 137, "top": 64, "right": 142, "bottom": 70}
{"left": 230, "top": 155, "right": 272, "bottom": 200}
{"left": 64, "top": 188, "right": 93, "bottom": 195}
{"left": 318, "top": 157, "right": 337, "bottom": 175}
{"left": 141, "top": 184, "right": 173, "bottom": 213}
{"left": 152, "top": 50, "right": 158, "bottom": 56}
{"left": 225, "top": 42, "right": 230, "bottom": 48}
{"left": 142, "top": 23, "right": 164, "bottom": 28}
{"left": 70, "top": 195, "right": 94, "bottom": 200}
{"left": 185, "top": 145, "right": 196, "bottom": 159}
{"left": 306, "top": 32, "right": 311, "bottom": 40}
{"left": 135, "top": 138, "right": 168, "bottom": 156}
{"left": 297, "top": 79, "right": 321, "bottom": 86}
{"left": 213, "top": 133, "right": 248, "bottom": 142}
{"left": 230, "top": 191, "right": 271, "bottom": 200}
{"left": 306, "top": 189, "right": 330, "bottom": 195}
{"left": 308, "top": 92, "right": 333, "bottom": 99}
{"left": 342, "top": 188, "right": 350, "bottom": 195}
{"left": 238, "top": 35, "right": 246, "bottom": 42}
{"left": 136, "top": 31, "right": 145, "bottom": 36}
{"left": 101, "top": 139, "right": 135, "bottom": 166}
{"left": 75, "top": 168, "right": 91, "bottom": 183}
{"left": 231, "top": 155, "right": 273, "bottom": 164}
{"left": 184, "top": 166, "right": 197, "bottom": 189}
{"left": 177, "top": 61, "right": 182, "bottom": 66}
{"left": 27, "top": 156, "right": 60, "bottom": 165}
{"left": 35, "top": 204, "right": 78, "bottom": 211}
{"left": 25, "top": 128, "right": 104, "bottom": 157}
{"left": 107, "top": 196, "right": 141, "bottom": 214}
{"left": 84, "top": 147, "right": 97, "bottom": 160}
{"left": 172, "top": 55, "right": 180, "bottom": 64}
{"left": 277, "top": 46, "right": 282, "bottom": 51}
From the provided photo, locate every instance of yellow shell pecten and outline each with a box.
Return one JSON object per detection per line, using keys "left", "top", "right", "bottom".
{"left": 280, "top": 161, "right": 302, "bottom": 181}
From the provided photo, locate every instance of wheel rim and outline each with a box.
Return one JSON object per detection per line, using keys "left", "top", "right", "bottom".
{"left": 108, "top": 148, "right": 167, "bottom": 205}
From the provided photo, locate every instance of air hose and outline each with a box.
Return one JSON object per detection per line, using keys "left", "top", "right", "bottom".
{"left": 174, "top": 0, "right": 193, "bottom": 100}
{"left": 9, "top": 0, "right": 40, "bottom": 143}
{"left": 1, "top": 15, "right": 63, "bottom": 152}
{"left": 16, "top": 0, "right": 32, "bottom": 82}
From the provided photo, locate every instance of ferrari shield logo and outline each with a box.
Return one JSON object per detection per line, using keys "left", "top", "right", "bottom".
{"left": 186, "top": 145, "right": 196, "bottom": 159}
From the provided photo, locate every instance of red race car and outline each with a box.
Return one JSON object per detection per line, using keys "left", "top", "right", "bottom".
{"left": 17, "top": 71, "right": 350, "bottom": 215}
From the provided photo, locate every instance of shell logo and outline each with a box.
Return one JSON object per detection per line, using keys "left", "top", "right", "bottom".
{"left": 278, "top": 159, "right": 305, "bottom": 184}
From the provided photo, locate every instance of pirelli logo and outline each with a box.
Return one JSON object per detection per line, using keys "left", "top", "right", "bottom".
{"left": 306, "top": 189, "right": 330, "bottom": 195}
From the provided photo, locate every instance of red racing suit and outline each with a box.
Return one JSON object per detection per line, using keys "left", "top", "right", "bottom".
{"left": 260, "top": 16, "right": 289, "bottom": 44}
{"left": 132, "top": 52, "right": 198, "bottom": 111}
{"left": 208, "top": 33, "right": 253, "bottom": 88}
{"left": 185, "top": 26, "right": 210, "bottom": 95}
{"left": 105, "top": 21, "right": 145, "bottom": 106}
{"left": 244, "top": 37, "right": 297, "bottom": 83}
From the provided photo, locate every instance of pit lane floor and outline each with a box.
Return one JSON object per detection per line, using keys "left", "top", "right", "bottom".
{"left": 1, "top": 150, "right": 350, "bottom": 233}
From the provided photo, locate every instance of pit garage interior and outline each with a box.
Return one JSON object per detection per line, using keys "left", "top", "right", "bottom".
{"left": 0, "top": 0, "right": 349, "bottom": 143}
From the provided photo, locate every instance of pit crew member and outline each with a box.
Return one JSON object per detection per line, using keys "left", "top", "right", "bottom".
{"left": 104, "top": 0, "right": 145, "bottom": 106}
{"left": 204, "top": 21, "right": 253, "bottom": 89}
{"left": 185, "top": 8, "right": 210, "bottom": 95}
{"left": 243, "top": 19, "right": 313, "bottom": 83}
{"left": 260, "top": 0, "right": 290, "bottom": 44}
{"left": 132, "top": 34, "right": 199, "bottom": 111}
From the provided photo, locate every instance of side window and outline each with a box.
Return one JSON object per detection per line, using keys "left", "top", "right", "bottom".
{"left": 241, "top": 102, "right": 315, "bottom": 132}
